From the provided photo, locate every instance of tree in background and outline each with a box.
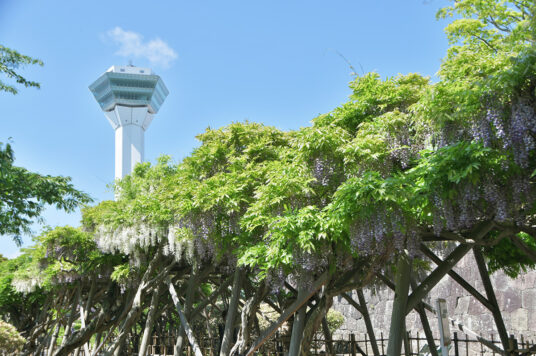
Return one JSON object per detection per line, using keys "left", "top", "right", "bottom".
{"left": 0, "top": 45, "right": 43, "bottom": 95}
{"left": 0, "top": 142, "right": 92, "bottom": 245}
{"left": 1, "top": 46, "right": 90, "bottom": 245}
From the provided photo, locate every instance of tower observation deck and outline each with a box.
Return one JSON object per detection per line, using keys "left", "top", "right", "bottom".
{"left": 89, "top": 65, "right": 169, "bottom": 180}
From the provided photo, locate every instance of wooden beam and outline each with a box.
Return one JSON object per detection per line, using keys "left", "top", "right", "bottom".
{"left": 341, "top": 293, "right": 365, "bottom": 314}
{"left": 357, "top": 289, "right": 380, "bottom": 356}
{"left": 420, "top": 244, "right": 493, "bottom": 311}
{"left": 406, "top": 243, "right": 472, "bottom": 314}
{"left": 473, "top": 247, "right": 511, "bottom": 355}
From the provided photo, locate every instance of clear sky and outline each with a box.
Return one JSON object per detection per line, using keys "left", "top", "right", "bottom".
{"left": 0, "top": 0, "right": 450, "bottom": 257}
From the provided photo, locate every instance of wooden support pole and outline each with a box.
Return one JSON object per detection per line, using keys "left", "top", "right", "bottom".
{"left": 410, "top": 277, "right": 438, "bottom": 356}
{"left": 406, "top": 243, "right": 472, "bottom": 314}
{"left": 357, "top": 289, "right": 381, "bottom": 356}
{"left": 420, "top": 244, "right": 493, "bottom": 311}
{"left": 473, "top": 247, "right": 511, "bottom": 355}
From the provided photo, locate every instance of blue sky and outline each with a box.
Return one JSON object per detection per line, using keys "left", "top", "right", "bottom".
{"left": 0, "top": 0, "right": 449, "bottom": 257}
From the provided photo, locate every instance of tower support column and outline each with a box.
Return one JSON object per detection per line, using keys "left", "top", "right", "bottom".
{"left": 114, "top": 124, "right": 145, "bottom": 180}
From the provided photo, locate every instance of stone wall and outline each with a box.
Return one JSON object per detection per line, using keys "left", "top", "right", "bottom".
{"left": 331, "top": 253, "right": 536, "bottom": 354}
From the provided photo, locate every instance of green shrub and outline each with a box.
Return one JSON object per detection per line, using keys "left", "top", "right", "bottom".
{"left": 0, "top": 320, "right": 25, "bottom": 354}
{"left": 326, "top": 309, "right": 345, "bottom": 334}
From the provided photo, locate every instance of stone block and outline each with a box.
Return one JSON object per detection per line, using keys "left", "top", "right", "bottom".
{"left": 523, "top": 272, "right": 536, "bottom": 289}
{"left": 522, "top": 289, "right": 536, "bottom": 310}
{"left": 528, "top": 310, "right": 536, "bottom": 331}
{"left": 478, "top": 313, "right": 495, "bottom": 334}
{"left": 510, "top": 308, "right": 528, "bottom": 331}
{"left": 468, "top": 298, "right": 487, "bottom": 316}
{"left": 501, "top": 288, "right": 522, "bottom": 312}
{"left": 492, "top": 273, "right": 510, "bottom": 292}
{"left": 454, "top": 296, "right": 471, "bottom": 315}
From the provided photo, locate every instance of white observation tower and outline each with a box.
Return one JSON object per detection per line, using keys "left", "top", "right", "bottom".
{"left": 89, "top": 65, "right": 169, "bottom": 180}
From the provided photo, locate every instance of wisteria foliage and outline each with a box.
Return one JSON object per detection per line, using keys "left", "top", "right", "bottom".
{"left": 6, "top": 0, "right": 536, "bottom": 295}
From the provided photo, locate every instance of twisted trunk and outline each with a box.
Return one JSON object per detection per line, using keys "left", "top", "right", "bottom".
{"left": 219, "top": 268, "right": 243, "bottom": 356}
{"left": 138, "top": 284, "right": 162, "bottom": 356}
{"left": 174, "top": 265, "right": 199, "bottom": 356}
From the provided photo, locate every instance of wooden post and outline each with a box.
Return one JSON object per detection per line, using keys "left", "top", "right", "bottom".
{"left": 403, "top": 329, "right": 411, "bottom": 356}
{"left": 381, "top": 332, "right": 385, "bottom": 355}
{"left": 474, "top": 248, "right": 511, "bottom": 355}
{"left": 509, "top": 335, "right": 519, "bottom": 356}
{"left": 417, "top": 332, "right": 420, "bottom": 355}
{"left": 465, "top": 334, "right": 469, "bottom": 356}
{"left": 357, "top": 290, "right": 380, "bottom": 356}
{"left": 351, "top": 333, "right": 357, "bottom": 356}
{"left": 411, "top": 285, "right": 438, "bottom": 356}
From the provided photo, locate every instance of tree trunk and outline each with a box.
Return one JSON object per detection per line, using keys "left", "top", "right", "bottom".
{"left": 61, "top": 293, "right": 79, "bottom": 348}
{"left": 46, "top": 323, "right": 60, "bottom": 356}
{"left": 300, "top": 295, "right": 329, "bottom": 356}
{"left": 321, "top": 317, "right": 335, "bottom": 356}
{"left": 53, "top": 284, "right": 119, "bottom": 356}
{"left": 386, "top": 253, "right": 412, "bottom": 356}
{"left": 79, "top": 283, "right": 95, "bottom": 356}
{"left": 168, "top": 280, "right": 204, "bottom": 356}
{"left": 230, "top": 281, "right": 266, "bottom": 356}
{"left": 174, "top": 265, "right": 199, "bottom": 356}
{"left": 103, "top": 251, "right": 163, "bottom": 356}
{"left": 139, "top": 284, "right": 162, "bottom": 356}
{"left": 219, "top": 268, "right": 243, "bottom": 356}
{"left": 288, "top": 288, "right": 307, "bottom": 356}
{"left": 245, "top": 272, "right": 329, "bottom": 356}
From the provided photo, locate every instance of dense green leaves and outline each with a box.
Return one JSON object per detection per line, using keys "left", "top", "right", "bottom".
{"left": 0, "top": 143, "right": 92, "bottom": 245}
